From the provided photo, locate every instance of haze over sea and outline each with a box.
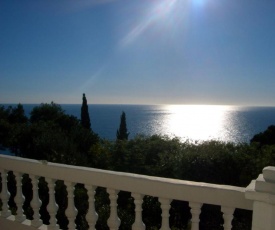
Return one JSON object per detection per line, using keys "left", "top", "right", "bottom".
{"left": 18, "top": 104, "right": 275, "bottom": 143}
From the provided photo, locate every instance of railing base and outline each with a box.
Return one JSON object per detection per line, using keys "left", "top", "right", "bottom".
{"left": 0, "top": 215, "right": 50, "bottom": 230}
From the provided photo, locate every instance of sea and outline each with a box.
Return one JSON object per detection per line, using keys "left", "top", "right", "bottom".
{"left": 4, "top": 104, "right": 275, "bottom": 144}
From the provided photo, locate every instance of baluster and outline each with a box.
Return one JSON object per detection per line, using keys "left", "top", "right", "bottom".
{"left": 65, "top": 181, "right": 77, "bottom": 229}
{"left": 189, "top": 202, "right": 202, "bottom": 230}
{"left": 45, "top": 178, "right": 59, "bottom": 230}
{"left": 86, "top": 185, "right": 98, "bottom": 230}
{"left": 159, "top": 198, "right": 171, "bottom": 230}
{"left": 221, "top": 206, "right": 234, "bottom": 230}
{"left": 107, "top": 188, "right": 120, "bottom": 230}
{"left": 14, "top": 172, "right": 26, "bottom": 222}
{"left": 132, "top": 193, "right": 145, "bottom": 230}
{"left": 30, "top": 175, "right": 43, "bottom": 227}
{"left": 0, "top": 169, "right": 11, "bottom": 217}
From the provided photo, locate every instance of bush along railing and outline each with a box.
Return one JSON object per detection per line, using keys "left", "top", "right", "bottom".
{"left": 0, "top": 155, "right": 273, "bottom": 230}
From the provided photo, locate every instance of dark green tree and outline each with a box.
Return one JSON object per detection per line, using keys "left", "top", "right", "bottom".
{"left": 0, "top": 105, "right": 12, "bottom": 148}
{"left": 30, "top": 102, "right": 64, "bottom": 123}
{"left": 8, "top": 103, "right": 28, "bottom": 124}
{"left": 81, "top": 94, "right": 91, "bottom": 130}
{"left": 116, "top": 111, "right": 129, "bottom": 140}
{"left": 6, "top": 102, "right": 98, "bottom": 163}
{"left": 0, "top": 104, "right": 28, "bottom": 149}
{"left": 250, "top": 125, "right": 275, "bottom": 147}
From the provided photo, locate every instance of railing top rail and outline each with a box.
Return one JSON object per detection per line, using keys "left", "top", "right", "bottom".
{"left": 0, "top": 155, "right": 253, "bottom": 210}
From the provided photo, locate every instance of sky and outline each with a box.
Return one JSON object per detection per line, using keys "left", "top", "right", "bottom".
{"left": 0, "top": 0, "right": 275, "bottom": 106}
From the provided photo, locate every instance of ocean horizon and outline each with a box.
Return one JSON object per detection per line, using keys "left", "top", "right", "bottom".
{"left": 3, "top": 103, "right": 275, "bottom": 143}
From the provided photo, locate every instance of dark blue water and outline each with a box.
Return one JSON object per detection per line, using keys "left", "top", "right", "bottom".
{"left": 4, "top": 104, "right": 275, "bottom": 143}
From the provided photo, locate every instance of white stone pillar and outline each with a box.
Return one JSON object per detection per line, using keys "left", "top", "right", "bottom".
{"left": 107, "top": 188, "right": 120, "bottom": 230}
{"left": 189, "top": 202, "right": 202, "bottom": 230}
{"left": 14, "top": 172, "right": 26, "bottom": 222}
{"left": 132, "top": 193, "right": 145, "bottom": 230}
{"left": 0, "top": 169, "right": 11, "bottom": 217}
{"left": 30, "top": 174, "right": 43, "bottom": 228}
{"left": 221, "top": 206, "right": 234, "bottom": 230}
{"left": 245, "top": 166, "right": 275, "bottom": 230}
{"left": 86, "top": 185, "right": 98, "bottom": 230}
{"left": 64, "top": 181, "right": 77, "bottom": 229}
{"left": 159, "top": 198, "right": 171, "bottom": 230}
{"left": 45, "top": 178, "right": 59, "bottom": 230}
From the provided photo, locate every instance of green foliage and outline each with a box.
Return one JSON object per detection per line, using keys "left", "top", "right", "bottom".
{"left": 81, "top": 94, "right": 91, "bottom": 130}
{"left": 0, "top": 105, "right": 10, "bottom": 147}
{"left": 30, "top": 102, "right": 64, "bottom": 123}
{"left": 142, "top": 196, "right": 161, "bottom": 229}
{"left": 84, "top": 134, "right": 273, "bottom": 188}
{"left": 117, "top": 191, "right": 135, "bottom": 230}
{"left": 0, "top": 118, "right": 11, "bottom": 148}
{"left": 116, "top": 111, "right": 129, "bottom": 140}
{"left": 170, "top": 140, "right": 253, "bottom": 186}
{"left": 6, "top": 104, "right": 28, "bottom": 124}
{"left": 3, "top": 102, "right": 99, "bottom": 164}
{"left": 0, "top": 104, "right": 28, "bottom": 124}
{"left": 74, "top": 184, "right": 89, "bottom": 229}
{"left": 0, "top": 104, "right": 28, "bottom": 148}
{"left": 88, "top": 140, "right": 112, "bottom": 169}
{"left": 251, "top": 125, "right": 275, "bottom": 146}
{"left": 0, "top": 105, "right": 9, "bottom": 119}
{"left": 95, "top": 187, "right": 110, "bottom": 230}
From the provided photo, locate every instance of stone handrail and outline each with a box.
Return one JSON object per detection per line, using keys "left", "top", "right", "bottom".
{"left": 0, "top": 154, "right": 272, "bottom": 230}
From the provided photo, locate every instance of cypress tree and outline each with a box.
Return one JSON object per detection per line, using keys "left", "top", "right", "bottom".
{"left": 116, "top": 111, "right": 129, "bottom": 140}
{"left": 81, "top": 93, "right": 91, "bottom": 130}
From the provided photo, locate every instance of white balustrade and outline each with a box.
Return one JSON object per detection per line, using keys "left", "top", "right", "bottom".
{"left": 29, "top": 174, "right": 43, "bottom": 228}
{"left": 45, "top": 177, "right": 59, "bottom": 230}
{"left": 132, "top": 193, "right": 145, "bottom": 230}
{"left": 189, "top": 202, "right": 202, "bottom": 230}
{"left": 14, "top": 172, "right": 26, "bottom": 222}
{"left": 64, "top": 181, "right": 77, "bottom": 229}
{"left": 221, "top": 206, "right": 234, "bottom": 230}
{"left": 107, "top": 188, "right": 121, "bottom": 230}
{"left": 86, "top": 185, "right": 98, "bottom": 230}
{"left": 0, "top": 169, "right": 11, "bottom": 217}
{"left": 246, "top": 166, "right": 275, "bottom": 230}
{"left": 159, "top": 198, "right": 171, "bottom": 230}
{"left": 4, "top": 154, "right": 274, "bottom": 230}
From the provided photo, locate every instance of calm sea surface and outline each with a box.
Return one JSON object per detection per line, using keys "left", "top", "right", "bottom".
{"left": 14, "top": 104, "right": 275, "bottom": 143}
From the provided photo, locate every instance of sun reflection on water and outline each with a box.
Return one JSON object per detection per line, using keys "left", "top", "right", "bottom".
{"left": 160, "top": 105, "right": 235, "bottom": 142}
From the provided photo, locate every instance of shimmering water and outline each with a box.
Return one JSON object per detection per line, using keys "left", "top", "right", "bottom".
{"left": 17, "top": 104, "right": 275, "bottom": 143}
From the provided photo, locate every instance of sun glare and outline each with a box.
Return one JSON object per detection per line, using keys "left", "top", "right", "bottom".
{"left": 162, "top": 105, "right": 230, "bottom": 142}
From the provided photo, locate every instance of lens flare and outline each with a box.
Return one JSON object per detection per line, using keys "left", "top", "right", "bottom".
{"left": 121, "top": 0, "right": 180, "bottom": 46}
{"left": 120, "top": 0, "right": 209, "bottom": 46}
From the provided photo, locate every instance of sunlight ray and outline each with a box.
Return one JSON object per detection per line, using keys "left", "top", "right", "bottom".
{"left": 121, "top": 0, "right": 179, "bottom": 46}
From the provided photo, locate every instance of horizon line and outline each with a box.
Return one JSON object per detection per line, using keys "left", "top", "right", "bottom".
{"left": 1, "top": 102, "right": 275, "bottom": 107}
